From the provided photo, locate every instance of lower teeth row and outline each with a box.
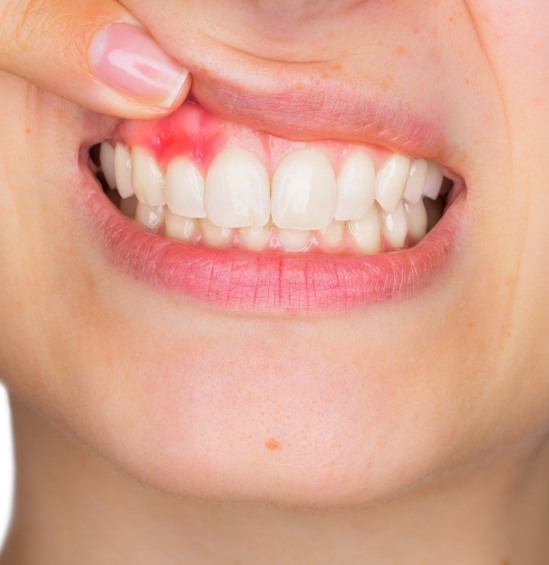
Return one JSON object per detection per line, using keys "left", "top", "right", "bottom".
{"left": 110, "top": 193, "right": 445, "bottom": 254}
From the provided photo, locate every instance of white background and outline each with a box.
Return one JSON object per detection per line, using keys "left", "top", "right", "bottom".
{"left": 0, "top": 384, "right": 14, "bottom": 552}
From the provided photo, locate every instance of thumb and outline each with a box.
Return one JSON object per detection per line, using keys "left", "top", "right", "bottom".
{"left": 0, "top": 0, "right": 191, "bottom": 118}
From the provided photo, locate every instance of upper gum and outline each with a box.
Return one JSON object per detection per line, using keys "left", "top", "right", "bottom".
{"left": 113, "top": 101, "right": 399, "bottom": 174}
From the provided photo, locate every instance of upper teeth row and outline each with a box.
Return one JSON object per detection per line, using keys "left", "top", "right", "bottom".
{"left": 99, "top": 142, "right": 444, "bottom": 231}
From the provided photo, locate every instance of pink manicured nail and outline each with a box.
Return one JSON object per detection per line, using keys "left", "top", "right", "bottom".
{"left": 90, "top": 23, "right": 189, "bottom": 108}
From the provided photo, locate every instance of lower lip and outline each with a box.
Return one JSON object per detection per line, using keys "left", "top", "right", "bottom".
{"left": 80, "top": 164, "right": 464, "bottom": 314}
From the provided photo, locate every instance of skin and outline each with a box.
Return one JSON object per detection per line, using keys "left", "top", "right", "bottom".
{"left": 0, "top": 1, "right": 548, "bottom": 563}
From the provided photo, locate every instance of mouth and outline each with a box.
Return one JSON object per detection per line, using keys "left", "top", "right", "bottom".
{"left": 84, "top": 87, "right": 465, "bottom": 314}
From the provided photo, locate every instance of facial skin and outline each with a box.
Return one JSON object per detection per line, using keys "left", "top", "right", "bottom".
{"left": 0, "top": 0, "right": 548, "bottom": 562}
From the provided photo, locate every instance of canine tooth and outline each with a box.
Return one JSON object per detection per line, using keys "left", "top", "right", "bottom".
{"left": 319, "top": 221, "right": 345, "bottom": 248}
{"left": 205, "top": 148, "right": 270, "bottom": 228}
{"left": 165, "top": 211, "right": 197, "bottom": 241}
{"left": 131, "top": 147, "right": 166, "bottom": 207}
{"left": 348, "top": 206, "right": 381, "bottom": 254}
{"left": 239, "top": 224, "right": 272, "bottom": 251}
{"left": 423, "top": 161, "right": 444, "bottom": 199}
{"left": 135, "top": 202, "right": 165, "bottom": 233}
{"left": 165, "top": 157, "right": 206, "bottom": 218}
{"left": 114, "top": 144, "right": 134, "bottom": 199}
{"left": 99, "top": 142, "right": 116, "bottom": 189}
{"left": 404, "top": 200, "right": 428, "bottom": 242}
{"left": 403, "top": 159, "right": 428, "bottom": 204}
{"left": 272, "top": 149, "right": 336, "bottom": 230}
{"left": 375, "top": 155, "right": 411, "bottom": 212}
{"left": 278, "top": 229, "right": 311, "bottom": 252}
{"left": 381, "top": 202, "right": 407, "bottom": 249}
{"left": 335, "top": 151, "right": 375, "bottom": 221}
{"left": 200, "top": 218, "right": 233, "bottom": 248}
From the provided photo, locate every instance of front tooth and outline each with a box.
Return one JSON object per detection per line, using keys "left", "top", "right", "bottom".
{"left": 403, "top": 159, "right": 428, "bottom": 204}
{"left": 278, "top": 229, "right": 311, "bottom": 252}
{"left": 348, "top": 206, "right": 381, "bottom": 255}
{"left": 165, "top": 210, "right": 197, "bottom": 242}
{"left": 114, "top": 144, "right": 134, "bottom": 199}
{"left": 404, "top": 200, "right": 428, "bottom": 242}
{"left": 99, "top": 142, "right": 116, "bottom": 189}
{"left": 165, "top": 157, "right": 206, "bottom": 218}
{"left": 200, "top": 218, "right": 233, "bottom": 248}
{"left": 381, "top": 202, "right": 407, "bottom": 249}
{"left": 335, "top": 150, "right": 375, "bottom": 221}
{"left": 423, "top": 161, "right": 444, "bottom": 199}
{"left": 131, "top": 147, "right": 166, "bottom": 207}
{"left": 205, "top": 148, "right": 270, "bottom": 228}
{"left": 375, "top": 155, "right": 411, "bottom": 212}
{"left": 135, "top": 202, "right": 165, "bottom": 233}
{"left": 239, "top": 224, "right": 272, "bottom": 251}
{"left": 271, "top": 149, "right": 336, "bottom": 230}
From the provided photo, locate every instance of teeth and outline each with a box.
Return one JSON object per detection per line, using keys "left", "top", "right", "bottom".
{"left": 165, "top": 210, "right": 197, "bottom": 241}
{"left": 423, "top": 161, "right": 444, "bottom": 200}
{"left": 403, "top": 159, "right": 428, "bottom": 204}
{"left": 114, "top": 144, "right": 134, "bottom": 199}
{"left": 271, "top": 149, "right": 336, "bottom": 230}
{"left": 348, "top": 207, "right": 381, "bottom": 255}
{"left": 104, "top": 141, "right": 448, "bottom": 255}
{"left": 200, "top": 218, "right": 233, "bottom": 248}
{"left": 278, "top": 228, "right": 311, "bottom": 252}
{"left": 205, "top": 148, "right": 270, "bottom": 228}
{"left": 319, "top": 220, "right": 345, "bottom": 248}
{"left": 375, "top": 155, "right": 411, "bottom": 212}
{"left": 165, "top": 157, "right": 206, "bottom": 218}
{"left": 99, "top": 142, "right": 117, "bottom": 189}
{"left": 239, "top": 224, "right": 272, "bottom": 251}
{"left": 335, "top": 151, "right": 376, "bottom": 221}
{"left": 131, "top": 147, "right": 166, "bottom": 207}
{"left": 135, "top": 202, "right": 165, "bottom": 232}
{"left": 404, "top": 200, "right": 428, "bottom": 243}
{"left": 381, "top": 202, "right": 408, "bottom": 249}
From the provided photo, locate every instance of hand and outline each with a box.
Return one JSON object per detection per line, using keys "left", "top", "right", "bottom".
{"left": 0, "top": 0, "right": 191, "bottom": 117}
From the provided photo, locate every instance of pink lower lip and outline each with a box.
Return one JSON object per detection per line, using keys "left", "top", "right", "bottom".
{"left": 80, "top": 165, "right": 464, "bottom": 314}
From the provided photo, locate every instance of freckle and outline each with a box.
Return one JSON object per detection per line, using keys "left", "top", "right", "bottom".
{"left": 412, "top": 26, "right": 420, "bottom": 35}
{"left": 265, "top": 439, "right": 280, "bottom": 451}
{"left": 395, "top": 46, "right": 406, "bottom": 56}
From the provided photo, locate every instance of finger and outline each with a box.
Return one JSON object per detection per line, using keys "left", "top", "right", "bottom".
{"left": 0, "top": 0, "right": 191, "bottom": 118}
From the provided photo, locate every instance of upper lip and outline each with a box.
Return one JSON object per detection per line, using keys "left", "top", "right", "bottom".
{"left": 178, "top": 37, "right": 454, "bottom": 165}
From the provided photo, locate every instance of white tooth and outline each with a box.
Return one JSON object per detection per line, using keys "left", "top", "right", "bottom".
{"left": 348, "top": 206, "right": 381, "bottom": 255}
{"left": 319, "top": 221, "right": 345, "bottom": 248}
{"left": 99, "top": 142, "right": 117, "bottom": 189}
{"left": 404, "top": 200, "right": 428, "bottom": 243}
{"left": 119, "top": 195, "right": 138, "bottom": 218}
{"left": 277, "top": 229, "right": 311, "bottom": 252}
{"left": 131, "top": 147, "right": 166, "bottom": 207}
{"left": 135, "top": 202, "right": 165, "bottom": 233}
{"left": 335, "top": 150, "right": 375, "bottom": 221}
{"left": 205, "top": 148, "right": 270, "bottom": 228}
{"left": 403, "top": 159, "right": 428, "bottom": 204}
{"left": 375, "top": 155, "right": 411, "bottom": 212}
{"left": 200, "top": 218, "right": 233, "bottom": 248}
{"left": 382, "top": 202, "right": 407, "bottom": 249}
{"left": 114, "top": 144, "right": 134, "bottom": 199}
{"left": 272, "top": 149, "right": 336, "bottom": 230}
{"left": 239, "top": 224, "right": 272, "bottom": 251}
{"left": 165, "top": 210, "right": 197, "bottom": 242}
{"left": 423, "top": 161, "right": 443, "bottom": 199}
{"left": 165, "top": 157, "right": 206, "bottom": 218}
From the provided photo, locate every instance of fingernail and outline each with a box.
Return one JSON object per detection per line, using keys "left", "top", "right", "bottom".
{"left": 89, "top": 23, "right": 189, "bottom": 109}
